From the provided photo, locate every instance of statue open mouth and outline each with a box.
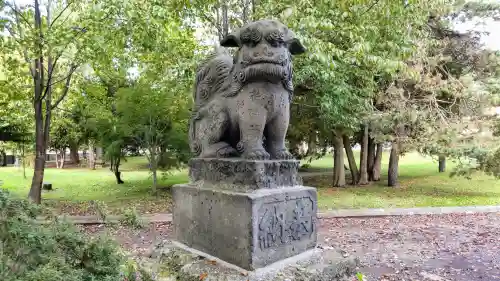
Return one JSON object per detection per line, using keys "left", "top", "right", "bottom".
{"left": 240, "top": 63, "right": 287, "bottom": 83}
{"left": 243, "top": 53, "right": 288, "bottom": 67}
{"left": 248, "top": 58, "right": 282, "bottom": 66}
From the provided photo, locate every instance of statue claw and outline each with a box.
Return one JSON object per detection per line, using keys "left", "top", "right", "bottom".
{"left": 272, "top": 150, "right": 294, "bottom": 160}
{"left": 244, "top": 149, "right": 271, "bottom": 160}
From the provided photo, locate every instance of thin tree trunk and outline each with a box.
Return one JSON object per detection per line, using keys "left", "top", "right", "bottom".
{"left": 358, "top": 125, "right": 369, "bottom": 185}
{"left": 242, "top": 0, "right": 250, "bottom": 24}
{"left": 343, "top": 134, "right": 359, "bottom": 184}
{"left": 438, "top": 155, "right": 446, "bottom": 173}
{"left": 28, "top": 0, "right": 48, "bottom": 204}
{"left": 222, "top": 1, "right": 229, "bottom": 38}
{"left": 388, "top": 141, "right": 400, "bottom": 187}
{"left": 88, "top": 141, "right": 96, "bottom": 170}
{"left": 252, "top": 0, "right": 256, "bottom": 19}
{"left": 55, "top": 152, "right": 60, "bottom": 168}
{"left": 113, "top": 157, "right": 124, "bottom": 184}
{"left": 367, "top": 137, "right": 376, "bottom": 181}
{"left": 22, "top": 144, "right": 26, "bottom": 179}
{"left": 60, "top": 149, "right": 65, "bottom": 169}
{"left": 1, "top": 151, "right": 6, "bottom": 167}
{"left": 29, "top": 89, "right": 45, "bottom": 204}
{"left": 332, "top": 133, "right": 346, "bottom": 187}
{"left": 372, "top": 143, "right": 383, "bottom": 181}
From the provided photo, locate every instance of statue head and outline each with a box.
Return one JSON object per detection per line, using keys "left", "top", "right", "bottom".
{"left": 220, "top": 19, "right": 305, "bottom": 94}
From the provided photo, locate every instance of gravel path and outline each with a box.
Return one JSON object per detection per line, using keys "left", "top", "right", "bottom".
{"left": 83, "top": 213, "right": 500, "bottom": 281}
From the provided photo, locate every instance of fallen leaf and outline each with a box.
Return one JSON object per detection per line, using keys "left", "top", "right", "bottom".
{"left": 199, "top": 272, "right": 208, "bottom": 280}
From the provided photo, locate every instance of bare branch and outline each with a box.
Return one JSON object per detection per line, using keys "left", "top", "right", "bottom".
{"left": 9, "top": 1, "right": 35, "bottom": 78}
{"left": 50, "top": 64, "right": 78, "bottom": 110}
{"left": 4, "top": 1, "right": 33, "bottom": 29}
{"left": 40, "top": 53, "right": 62, "bottom": 100}
{"left": 49, "top": 1, "right": 74, "bottom": 30}
{"left": 359, "top": 0, "right": 380, "bottom": 17}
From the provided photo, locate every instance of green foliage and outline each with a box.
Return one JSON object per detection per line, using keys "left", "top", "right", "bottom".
{"left": 119, "top": 207, "right": 145, "bottom": 229}
{"left": 115, "top": 82, "right": 191, "bottom": 172}
{"left": 0, "top": 189, "right": 130, "bottom": 281}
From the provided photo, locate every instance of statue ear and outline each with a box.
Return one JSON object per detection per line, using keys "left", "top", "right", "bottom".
{"left": 220, "top": 33, "right": 240, "bottom": 48}
{"left": 287, "top": 38, "right": 306, "bottom": 55}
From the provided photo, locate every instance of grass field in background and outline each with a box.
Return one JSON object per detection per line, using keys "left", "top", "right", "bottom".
{"left": 1, "top": 151, "right": 500, "bottom": 215}
{"left": 310, "top": 152, "right": 500, "bottom": 209}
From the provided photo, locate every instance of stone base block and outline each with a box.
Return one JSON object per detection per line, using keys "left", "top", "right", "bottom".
{"left": 188, "top": 158, "right": 302, "bottom": 190}
{"left": 172, "top": 184, "right": 318, "bottom": 270}
{"left": 144, "top": 240, "right": 360, "bottom": 281}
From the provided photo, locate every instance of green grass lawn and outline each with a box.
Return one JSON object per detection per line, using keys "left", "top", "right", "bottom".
{"left": 310, "top": 151, "right": 500, "bottom": 209}
{"left": 1, "top": 151, "right": 500, "bottom": 215}
{"left": 0, "top": 164, "right": 188, "bottom": 215}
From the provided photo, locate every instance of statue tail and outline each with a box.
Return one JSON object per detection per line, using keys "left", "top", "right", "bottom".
{"left": 189, "top": 48, "right": 233, "bottom": 155}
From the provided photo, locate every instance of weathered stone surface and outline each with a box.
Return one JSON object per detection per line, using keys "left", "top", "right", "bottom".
{"left": 172, "top": 184, "right": 317, "bottom": 270}
{"left": 189, "top": 19, "right": 306, "bottom": 160}
{"left": 188, "top": 158, "right": 302, "bottom": 190}
{"left": 144, "top": 240, "right": 360, "bottom": 281}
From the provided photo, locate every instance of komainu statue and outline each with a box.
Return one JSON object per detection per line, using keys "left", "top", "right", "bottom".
{"left": 189, "top": 19, "right": 305, "bottom": 160}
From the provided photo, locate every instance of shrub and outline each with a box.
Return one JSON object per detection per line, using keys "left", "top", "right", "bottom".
{"left": 120, "top": 207, "right": 145, "bottom": 229}
{"left": 0, "top": 189, "right": 142, "bottom": 281}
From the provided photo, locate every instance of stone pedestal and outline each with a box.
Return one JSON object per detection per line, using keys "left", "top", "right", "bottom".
{"left": 172, "top": 158, "right": 318, "bottom": 271}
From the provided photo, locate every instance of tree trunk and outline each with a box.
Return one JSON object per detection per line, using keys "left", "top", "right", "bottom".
{"left": 28, "top": 0, "right": 48, "bottom": 204}
{"left": 438, "top": 155, "right": 446, "bottom": 173}
{"left": 358, "top": 125, "right": 369, "bottom": 185}
{"left": 222, "top": 2, "right": 229, "bottom": 38}
{"left": 113, "top": 157, "right": 124, "bottom": 184}
{"left": 150, "top": 147, "right": 158, "bottom": 194}
{"left": 21, "top": 144, "right": 26, "bottom": 179}
{"left": 88, "top": 141, "right": 96, "bottom": 170}
{"left": 95, "top": 146, "right": 103, "bottom": 163}
{"left": 367, "top": 137, "right": 376, "bottom": 180}
{"left": 29, "top": 91, "right": 46, "bottom": 204}
{"left": 60, "top": 149, "right": 65, "bottom": 169}
{"left": 55, "top": 152, "right": 60, "bottom": 168}
{"left": 388, "top": 141, "right": 400, "bottom": 187}
{"left": 372, "top": 143, "right": 383, "bottom": 181}
{"left": 1, "top": 151, "right": 6, "bottom": 166}
{"left": 343, "top": 134, "right": 359, "bottom": 184}
{"left": 69, "top": 142, "right": 80, "bottom": 164}
{"left": 332, "top": 133, "right": 345, "bottom": 187}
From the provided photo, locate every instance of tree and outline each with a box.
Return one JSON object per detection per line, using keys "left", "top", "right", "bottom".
{"left": 116, "top": 83, "right": 191, "bottom": 193}
{"left": 372, "top": 2, "right": 500, "bottom": 186}
{"left": 249, "top": 0, "right": 439, "bottom": 187}
{"left": 1, "top": 0, "right": 119, "bottom": 203}
{"left": 71, "top": 0, "right": 198, "bottom": 183}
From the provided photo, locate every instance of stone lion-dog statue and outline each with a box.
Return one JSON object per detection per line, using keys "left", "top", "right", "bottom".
{"left": 189, "top": 19, "right": 306, "bottom": 160}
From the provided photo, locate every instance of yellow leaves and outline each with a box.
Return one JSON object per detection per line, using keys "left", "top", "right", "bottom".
{"left": 199, "top": 272, "right": 208, "bottom": 280}
{"left": 205, "top": 259, "right": 217, "bottom": 265}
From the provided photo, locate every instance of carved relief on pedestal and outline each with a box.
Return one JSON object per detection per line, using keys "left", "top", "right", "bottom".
{"left": 258, "top": 196, "right": 315, "bottom": 250}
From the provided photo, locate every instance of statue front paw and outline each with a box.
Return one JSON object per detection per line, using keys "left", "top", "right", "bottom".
{"left": 217, "top": 146, "right": 238, "bottom": 158}
{"left": 244, "top": 149, "right": 271, "bottom": 160}
{"left": 272, "top": 149, "right": 294, "bottom": 160}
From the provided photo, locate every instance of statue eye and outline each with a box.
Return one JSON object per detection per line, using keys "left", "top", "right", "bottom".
{"left": 240, "top": 29, "right": 252, "bottom": 44}
{"left": 266, "top": 31, "right": 285, "bottom": 47}
{"left": 240, "top": 28, "right": 261, "bottom": 45}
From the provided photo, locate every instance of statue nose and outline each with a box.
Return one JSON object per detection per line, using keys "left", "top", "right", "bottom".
{"left": 262, "top": 46, "right": 273, "bottom": 56}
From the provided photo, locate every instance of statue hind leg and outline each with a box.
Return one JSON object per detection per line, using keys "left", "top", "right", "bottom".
{"left": 196, "top": 106, "right": 237, "bottom": 158}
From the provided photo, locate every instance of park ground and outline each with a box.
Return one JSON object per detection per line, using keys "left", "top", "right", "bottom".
{"left": 82, "top": 212, "right": 500, "bottom": 281}
{"left": 1, "top": 151, "right": 500, "bottom": 216}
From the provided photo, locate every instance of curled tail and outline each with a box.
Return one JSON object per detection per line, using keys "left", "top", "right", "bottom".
{"left": 189, "top": 48, "right": 233, "bottom": 155}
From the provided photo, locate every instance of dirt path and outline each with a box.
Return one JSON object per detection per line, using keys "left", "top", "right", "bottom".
{"left": 83, "top": 213, "right": 500, "bottom": 281}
